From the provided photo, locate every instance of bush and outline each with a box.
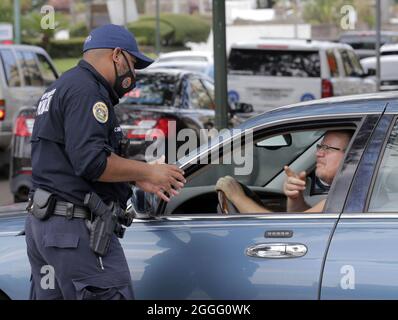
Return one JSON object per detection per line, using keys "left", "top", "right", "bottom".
{"left": 128, "top": 14, "right": 211, "bottom": 46}
{"left": 48, "top": 38, "right": 86, "bottom": 58}
{"left": 23, "top": 38, "right": 85, "bottom": 59}
{"left": 127, "top": 19, "right": 174, "bottom": 45}
{"left": 70, "top": 22, "right": 89, "bottom": 38}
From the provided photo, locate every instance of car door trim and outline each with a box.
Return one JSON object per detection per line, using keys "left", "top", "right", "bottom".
{"left": 133, "top": 213, "right": 340, "bottom": 224}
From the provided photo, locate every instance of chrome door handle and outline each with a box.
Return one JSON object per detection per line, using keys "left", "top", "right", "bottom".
{"left": 245, "top": 243, "right": 307, "bottom": 259}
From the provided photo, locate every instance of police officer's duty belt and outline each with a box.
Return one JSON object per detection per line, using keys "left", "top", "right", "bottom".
{"left": 53, "top": 201, "right": 90, "bottom": 219}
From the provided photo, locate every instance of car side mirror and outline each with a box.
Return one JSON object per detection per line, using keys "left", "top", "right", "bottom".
{"left": 362, "top": 68, "right": 376, "bottom": 77}
{"left": 126, "top": 186, "right": 157, "bottom": 219}
{"left": 231, "top": 102, "right": 254, "bottom": 114}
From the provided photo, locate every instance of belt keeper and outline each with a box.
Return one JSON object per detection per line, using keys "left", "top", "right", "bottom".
{"left": 65, "top": 203, "right": 74, "bottom": 220}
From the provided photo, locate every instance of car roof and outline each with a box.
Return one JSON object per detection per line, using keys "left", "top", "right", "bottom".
{"left": 239, "top": 91, "right": 398, "bottom": 130}
{"left": 230, "top": 38, "right": 352, "bottom": 51}
{"left": 0, "top": 44, "right": 49, "bottom": 54}
{"left": 381, "top": 43, "right": 398, "bottom": 52}
{"left": 340, "top": 30, "right": 398, "bottom": 37}
{"left": 158, "top": 50, "right": 213, "bottom": 60}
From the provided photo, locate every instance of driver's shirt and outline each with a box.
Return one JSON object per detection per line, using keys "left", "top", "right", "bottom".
{"left": 31, "top": 60, "right": 131, "bottom": 208}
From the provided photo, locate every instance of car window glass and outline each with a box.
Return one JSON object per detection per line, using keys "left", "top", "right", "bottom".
{"left": 36, "top": 53, "right": 57, "bottom": 85}
{"left": 121, "top": 73, "right": 177, "bottom": 106}
{"left": 228, "top": 49, "right": 321, "bottom": 77}
{"left": 326, "top": 49, "right": 339, "bottom": 77}
{"left": 16, "top": 50, "right": 45, "bottom": 86}
{"left": 201, "top": 78, "right": 215, "bottom": 104}
{"left": 347, "top": 50, "right": 364, "bottom": 76}
{"left": 185, "top": 130, "right": 325, "bottom": 188}
{"left": 0, "top": 49, "right": 21, "bottom": 87}
{"left": 340, "top": 49, "right": 362, "bottom": 77}
{"left": 368, "top": 119, "right": 398, "bottom": 212}
{"left": 186, "top": 77, "right": 214, "bottom": 110}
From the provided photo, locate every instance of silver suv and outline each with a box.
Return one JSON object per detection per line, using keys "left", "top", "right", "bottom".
{"left": 0, "top": 44, "right": 58, "bottom": 167}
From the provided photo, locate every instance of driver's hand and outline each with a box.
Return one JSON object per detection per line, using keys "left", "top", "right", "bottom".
{"left": 283, "top": 166, "right": 306, "bottom": 199}
{"left": 215, "top": 176, "right": 245, "bottom": 203}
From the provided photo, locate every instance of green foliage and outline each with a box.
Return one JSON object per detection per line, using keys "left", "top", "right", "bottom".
{"left": 21, "top": 11, "right": 69, "bottom": 39}
{"left": 22, "top": 37, "right": 85, "bottom": 59}
{"left": 48, "top": 38, "right": 86, "bottom": 58}
{"left": 69, "top": 22, "right": 89, "bottom": 38}
{"left": 127, "top": 14, "right": 211, "bottom": 46}
{"left": 303, "top": 0, "right": 353, "bottom": 25}
{"left": 0, "top": 0, "right": 32, "bottom": 24}
{"left": 127, "top": 19, "right": 174, "bottom": 45}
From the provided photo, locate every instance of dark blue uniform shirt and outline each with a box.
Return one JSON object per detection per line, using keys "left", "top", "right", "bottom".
{"left": 31, "top": 60, "right": 132, "bottom": 208}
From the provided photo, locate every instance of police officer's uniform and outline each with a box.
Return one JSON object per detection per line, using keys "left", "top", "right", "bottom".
{"left": 25, "top": 24, "right": 153, "bottom": 300}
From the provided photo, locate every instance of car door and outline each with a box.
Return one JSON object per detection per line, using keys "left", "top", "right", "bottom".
{"left": 0, "top": 48, "right": 25, "bottom": 147}
{"left": 120, "top": 111, "right": 378, "bottom": 300}
{"left": 321, "top": 102, "right": 398, "bottom": 299}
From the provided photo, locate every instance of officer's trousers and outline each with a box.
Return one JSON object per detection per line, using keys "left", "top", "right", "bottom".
{"left": 25, "top": 214, "right": 135, "bottom": 300}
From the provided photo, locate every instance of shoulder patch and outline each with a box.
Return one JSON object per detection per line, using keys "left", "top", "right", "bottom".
{"left": 92, "top": 102, "right": 108, "bottom": 124}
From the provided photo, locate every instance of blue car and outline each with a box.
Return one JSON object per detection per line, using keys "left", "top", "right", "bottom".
{"left": 1, "top": 91, "right": 398, "bottom": 300}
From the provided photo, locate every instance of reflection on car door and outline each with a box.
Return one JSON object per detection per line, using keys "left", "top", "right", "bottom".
{"left": 121, "top": 115, "right": 377, "bottom": 300}
{"left": 321, "top": 105, "right": 398, "bottom": 299}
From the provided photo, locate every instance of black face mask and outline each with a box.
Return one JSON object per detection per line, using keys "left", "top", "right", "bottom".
{"left": 113, "top": 51, "right": 136, "bottom": 98}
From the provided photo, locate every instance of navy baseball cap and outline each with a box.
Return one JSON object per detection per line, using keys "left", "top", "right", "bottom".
{"left": 83, "top": 24, "right": 153, "bottom": 69}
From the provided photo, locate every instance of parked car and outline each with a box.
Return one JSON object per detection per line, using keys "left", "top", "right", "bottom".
{"left": 227, "top": 39, "right": 376, "bottom": 113}
{"left": 0, "top": 44, "right": 58, "bottom": 169}
{"left": 360, "top": 43, "right": 398, "bottom": 91}
{"left": 339, "top": 31, "right": 398, "bottom": 59}
{"left": 117, "top": 68, "right": 250, "bottom": 161}
{"left": 2, "top": 91, "right": 398, "bottom": 299}
{"left": 9, "top": 68, "right": 252, "bottom": 202}
{"left": 149, "top": 50, "right": 214, "bottom": 78}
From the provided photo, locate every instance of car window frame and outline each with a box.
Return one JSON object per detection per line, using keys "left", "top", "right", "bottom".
{"left": 157, "top": 115, "right": 365, "bottom": 217}
{"left": 35, "top": 52, "right": 58, "bottom": 85}
{"left": 0, "top": 48, "right": 22, "bottom": 87}
{"left": 186, "top": 75, "right": 215, "bottom": 110}
{"left": 365, "top": 115, "right": 398, "bottom": 213}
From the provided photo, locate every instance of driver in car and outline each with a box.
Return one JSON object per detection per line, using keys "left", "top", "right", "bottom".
{"left": 215, "top": 130, "right": 353, "bottom": 213}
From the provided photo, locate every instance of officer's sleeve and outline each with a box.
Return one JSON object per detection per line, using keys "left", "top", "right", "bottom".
{"left": 63, "top": 91, "right": 112, "bottom": 181}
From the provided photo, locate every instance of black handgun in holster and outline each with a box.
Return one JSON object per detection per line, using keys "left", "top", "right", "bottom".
{"left": 84, "top": 192, "right": 134, "bottom": 257}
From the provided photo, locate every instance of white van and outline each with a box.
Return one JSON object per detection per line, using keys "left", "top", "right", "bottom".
{"left": 361, "top": 44, "right": 398, "bottom": 91}
{"left": 0, "top": 44, "right": 58, "bottom": 167}
{"left": 227, "top": 39, "right": 376, "bottom": 112}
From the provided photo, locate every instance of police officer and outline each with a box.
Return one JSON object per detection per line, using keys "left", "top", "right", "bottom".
{"left": 25, "top": 24, "right": 185, "bottom": 300}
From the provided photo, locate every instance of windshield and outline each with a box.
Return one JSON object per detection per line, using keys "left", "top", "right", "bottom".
{"left": 121, "top": 73, "right": 178, "bottom": 106}
{"left": 228, "top": 48, "right": 321, "bottom": 77}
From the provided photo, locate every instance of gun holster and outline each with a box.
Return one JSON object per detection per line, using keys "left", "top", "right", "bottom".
{"left": 31, "top": 188, "right": 56, "bottom": 220}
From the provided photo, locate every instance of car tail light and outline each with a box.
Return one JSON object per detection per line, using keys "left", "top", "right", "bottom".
{"left": 321, "top": 79, "right": 334, "bottom": 98}
{"left": 126, "top": 118, "right": 172, "bottom": 139}
{"left": 14, "top": 115, "right": 35, "bottom": 137}
{"left": 0, "top": 99, "right": 5, "bottom": 121}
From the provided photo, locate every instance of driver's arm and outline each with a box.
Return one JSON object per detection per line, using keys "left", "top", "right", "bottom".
{"left": 216, "top": 176, "right": 271, "bottom": 213}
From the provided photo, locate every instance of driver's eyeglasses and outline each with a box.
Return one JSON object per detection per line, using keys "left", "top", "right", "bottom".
{"left": 316, "top": 144, "right": 343, "bottom": 152}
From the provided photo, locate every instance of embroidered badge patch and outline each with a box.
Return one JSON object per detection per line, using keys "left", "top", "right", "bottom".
{"left": 92, "top": 102, "right": 108, "bottom": 123}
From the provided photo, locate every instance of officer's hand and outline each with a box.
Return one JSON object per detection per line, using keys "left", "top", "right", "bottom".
{"left": 215, "top": 176, "right": 245, "bottom": 204}
{"left": 142, "top": 163, "right": 185, "bottom": 202}
{"left": 283, "top": 166, "right": 306, "bottom": 199}
{"left": 136, "top": 180, "right": 177, "bottom": 202}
